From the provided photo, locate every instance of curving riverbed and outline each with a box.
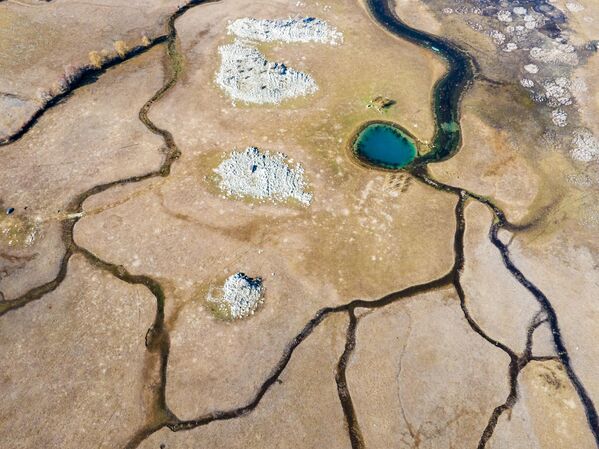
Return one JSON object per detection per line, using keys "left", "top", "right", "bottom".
{"left": 357, "top": 0, "right": 474, "bottom": 169}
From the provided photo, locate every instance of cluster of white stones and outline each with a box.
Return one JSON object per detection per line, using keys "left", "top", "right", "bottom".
{"left": 530, "top": 42, "right": 579, "bottom": 66}
{"left": 566, "top": 2, "right": 584, "bottom": 12}
{"left": 489, "top": 29, "right": 506, "bottom": 45}
{"left": 0, "top": 214, "right": 40, "bottom": 248}
{"left": 551, "top": 109, "right": 568, "bottom": 127}
{"left": 216, "top": 41, "right": 317, "bottom": 104}
{"left": 435, "top": 1, "right": 599, "bottom": 167}
{"left": 524, "top": 63, "right": 539, "bottom": 74}
{"left": 227, "top": 17, "right": 342, "bottom": 45}
{"left": 543, "top": 77, "right": 573, "bottom": 107}
{"left": 570, "top": 129, "right": 599, "bottom": 162}
{"left": 216, "top": 16, "right": 341, "bottom": 104}
{"left": 215, "top": 146, "right": 312, "bottom": 205}
{"left": 208, "top": 273, "right": 264, "bottom": 320}
{"left": 497, "top": 10, "right": 513, "bottom": 22}
{"left": 520, "top": 78, "right": 534, "bottom": 88}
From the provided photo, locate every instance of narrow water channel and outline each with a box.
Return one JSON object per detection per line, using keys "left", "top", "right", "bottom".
{"left": 352, "top": 0, "right": 474, "bottom": 169}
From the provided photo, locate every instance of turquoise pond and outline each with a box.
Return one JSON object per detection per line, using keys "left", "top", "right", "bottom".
{"left": 353, "top": 123, "right": 417, "bottom": 169}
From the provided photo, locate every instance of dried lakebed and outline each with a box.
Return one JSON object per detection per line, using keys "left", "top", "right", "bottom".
{"left": 0, "top": 0, "right": 598, "bottom": 448}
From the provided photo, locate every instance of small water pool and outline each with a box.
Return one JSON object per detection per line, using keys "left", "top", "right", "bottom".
{"left": 351, "top": 122, "right": 417, "bottom": 169}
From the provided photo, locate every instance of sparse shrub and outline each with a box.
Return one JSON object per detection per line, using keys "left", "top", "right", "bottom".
{"left": 54, "top": 75, "right": 70, "bottom": 95}
{"left": 141, "top": 34, "right": 151, "bottom": 47}
{"left": 35, "top": 87, "right": 52, "bottom": 104}
{"left": 113, "top": 40, "right": 128, "bottom": 58}
{"left": 63, "top": 64, "right": 80, "bottom": 83}
{"left": 88, "top": 51, "right": 103, "bottom": 68}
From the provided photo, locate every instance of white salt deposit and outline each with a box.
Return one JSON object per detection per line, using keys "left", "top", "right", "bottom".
{"left": 489, "top": 29, "right": 506, "bottom": 45}
{"left": 570, "top": 129, "right": 599, "bottom": 162}
{"left": 208, "top": 273, "right": 264, "bottom": 320}
{"left": 228, "top": 17, "right": 342, "bottom": 45}
{"left": 215, "top": 146, "right": 312, "bottom": 205}
{"left": 524, "top": 20, "right": 537, "bottom": 30}
{"left": 216, "top": 40, "right": 317, "bottom": 104}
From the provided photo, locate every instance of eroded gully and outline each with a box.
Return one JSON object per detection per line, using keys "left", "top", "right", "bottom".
{"left": 0, "top": 0, "right": 597, "bottom": 448}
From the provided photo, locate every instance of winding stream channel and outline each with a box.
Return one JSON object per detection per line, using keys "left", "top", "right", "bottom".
{"left": 0, "top": 0, "right": 598, "bottom": 447}
{"left": 363, "top": 0, "right": 599, "bottom": 445}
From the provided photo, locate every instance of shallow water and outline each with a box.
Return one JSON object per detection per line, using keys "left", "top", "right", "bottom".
{"left": 365, "top": 0, "right": 473, "bottom": 164}
{"left": 353, "top": 123, "right": 417, "bottom": 169}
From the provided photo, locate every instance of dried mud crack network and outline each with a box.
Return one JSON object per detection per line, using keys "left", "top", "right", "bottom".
{"left": 1, "top": 0, "right": 598, "bottom": 448}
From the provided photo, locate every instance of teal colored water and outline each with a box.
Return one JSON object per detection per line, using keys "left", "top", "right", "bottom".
{"left": 353, "top": 123, "right": 417, "bottom": 169}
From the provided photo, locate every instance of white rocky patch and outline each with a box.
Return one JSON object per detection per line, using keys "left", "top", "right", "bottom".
{"left": 504, "top": 42, "right": 518, "bottom": 52}
{"left": 570, "top": 77, "right": 588, "bottom": 94}
{"left": 520, "top": 78, "right": 534, "bottom": 88}
{"left": 215, "top": 146, "right": 312, "bottom": 205}
{"left": 543, "top": 79, "right": 572, "bottom": 107}
{"left": 228, "top": 17, "right": 342, "bottom": 45}
{"left": 551, "top": 109, "right": 568, "bottom": 127}
{"left": 524, "top": 63, "right": 539, "bottom": 74}
{"left": 216, "top": 40, "right": 317, "bottom": 104}
{"left": 570, "top": 129, "right": 599, "bottom": 162}
{"left": 566, "top": 2, "right": 584, "bottom": 12}
{"left": 208, "top": 273, "right": 264, "bottom": 319}
{"left": 489, "top": 29, "right": 506, "bottom": 45}
{"left": 524, "top": 20, "right": 537, "bottom": 30}
{"left": 530, "top": 43, "right": 578, "bottom": 66}
{"left": 513, "top": 7, "right": 527, "bottom": 15}
{"left": 497, "top": 10, "right": 513, "bottom": 22}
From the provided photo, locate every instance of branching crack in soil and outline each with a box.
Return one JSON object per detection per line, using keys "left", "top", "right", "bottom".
{"left": 1, "top": 0, "right": 598, "bottom": 448}
{"left": 0, "top": 36, "right": 168, "bottom": 147}
{"left": 413, "top": 167, "right": 599, "bottom": 447}
{"left": 336, "top": 309, "right": 365, "bottom": 449}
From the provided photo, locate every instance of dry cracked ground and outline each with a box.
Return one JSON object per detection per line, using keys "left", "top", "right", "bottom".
{"left": 1, "top": 0, "right": 599, "bottom": 448}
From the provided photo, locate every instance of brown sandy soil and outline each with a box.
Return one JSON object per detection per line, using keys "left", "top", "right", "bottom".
{"left": 506, "top": 229, "right": 599, "bottom": 416}
{"left": 428, "top": 82, "right": 555, "bottom": 224}
{"left": 0, "top": 0, "right": 182, "bottom": 140}
{"left": 488, "top": 360, "right": 596, "bottom": 449}
{"left": 348, "top": 288, "right": 509, "bottom": 448}
{"left": 394, "top": 0, "right": 441, "bottom": 34}
{"left": 0, "top": 46, "right": 164, "bottom": 298}
{"left": 461, "top": 201, "right": 541, "bottom": 353}
{"left": 138, "top": 313, "right": 350, "bottom": 449}
{"left": 0, "top": 254, "right": 155, "bottom": 448}
{"left": 399, "top": 0, "right": 599, "bottom": 433}
{"left": 71, "top": 0, "right": 457, "bottom": 422}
